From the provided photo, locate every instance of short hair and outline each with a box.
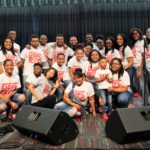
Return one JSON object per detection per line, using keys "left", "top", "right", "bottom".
{"left": 75, "top": 43, "right": 84, "bottom": 52}
{"left": 3, "top": 59, "right": 13, "bottom": 66}
{"left": 31, "top": 34, "right": 39, "bottom": 40}
{"left": 95, "top": 34, "right": 105, "bottom": 41}
{"left": 56, "top": 34, "right": 64, "bottom": 38}
{"left": 34, "top": 63, "right": 42, "bottom": 68}
{"left": 8, "top": 28, "right": 16, "bottom": 33}
{"left": 74, "top": 68, "right": 83, "bottom": 78}
{"left": 57, "top": 53, "right": 65, "bottom": 58}
{"left": 84, "top": 43, "right": 93, "bottom": 49}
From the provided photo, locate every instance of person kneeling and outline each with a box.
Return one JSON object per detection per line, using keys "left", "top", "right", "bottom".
{"left": 55, "top": 68, "right": 96, "bottom": 118}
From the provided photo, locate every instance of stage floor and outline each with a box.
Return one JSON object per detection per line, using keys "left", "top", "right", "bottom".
{"left": 0, "top": 97, "right": 150, "bottom": 149}
{"left": 0, "top": 114, "right": 150, "bottom": 149}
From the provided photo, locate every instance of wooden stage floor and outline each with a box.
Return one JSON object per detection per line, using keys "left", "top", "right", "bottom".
{"left": 0, "top": 97, "right": 150, "bottom": 149}
{"left": 0, "top": 114, "right": 150, "bottom": 150}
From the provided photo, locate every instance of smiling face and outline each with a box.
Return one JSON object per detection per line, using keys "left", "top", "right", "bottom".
{"left": 4, "top": 60, "right": 14, "bottom": 75}
{"left": 76, "top": 49, "right": 84, "bottom": 61}
{"left": 34, "top": 66, "right": 42, "bottom": 76}
{"left": 4, "top": 38, "right": 13, "bottom": 50}
{"left": 31, "top": 37, "right": 39, "bottom": 48}
{"left": 96, "top": 39, "right": 104, "bottom": 50}
{"left": 116, "top": 35, "right": 124, "bottom": 47}
{"left": 74, "top": 75, "right": 83, "bottom": 86}
{"left": 106, "top": 39, "right": 113, "bottom": 50}
{"left": 111, "top": 59, "right": 121, "bottom": 73}
{"left": 69, "top": 37, "right": 78, "bottom": 46}
{"left": 57, "top": 54, "right": 65, "bottom": 66}
{"left": 46, "top": 69, "right": 56, "bottom": 79}
{"left": 90, "top": 51, "right": 100, "bottom": 63}
{"left": 132, "top": 30, "right": 140, "bottom": 41}
{"left": 56, "top": 36, "right": 64, "bottom": 47}
{"left": 8, "top": 31, "right": 16, "bottom": 41}
{"left": 40, "top": 35, "right": 47, "bottom": 46}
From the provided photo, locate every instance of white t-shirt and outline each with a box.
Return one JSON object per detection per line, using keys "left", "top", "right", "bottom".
{"left": 20, "top": 47, "right": 46, "bottom": 76}
{"left": 52, "top": 63, "right": 71, "bottom": 81}
{"left": 0, "top": 72, "right": 21, "bottom": 95}
{"left": 0, "top": 51, "right": 20, "bottom": 74}
{"left": 48, "top": 46, "right": 74, "bottom": 64}
{"left": 25, "top": 73, "right": 44, "bottom": 84}
{"left": 31, "top": 76, "right": 52, "bottom": 103}
{"left": 145, "top": 44, "right": 150, "bottom": 72}
{"left": 65, "top": 81, "right": 95, "bottom": 106}
{"left": 13, "top": 42, "right": 20, "bottom": 55}
{"left": 106, "top": 49, "right": 121, "bottom": 63}
{"left": 39, "top": 44, "right": 51, "bottom": 69}
{"left": 85, "top": 62, "right": 100, "bottom": 83}
{"left": 67, "top": 56, "right": 89, "bottom": 73}
{"left": 132, "top": 40, "right": 144, "bottom": 68}
{"left": 119, "top": 46, "right": 133, "bottom": 67}
{"left": 95, "top": 47, "right": 106, "bottom": 56}
{"left": 95, "top": 69, "right": 112, "bottom": 89}
{"left": 111, "top": 71, "right": 130, "bottom": 91}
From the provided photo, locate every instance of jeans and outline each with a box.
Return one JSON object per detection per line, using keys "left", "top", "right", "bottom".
{"left": 132, "top": 67, "right": 144, "bottom": 97}
{"left": 54, "top": 101, "right": 77, "bottom": 117}
{"left": 24, "top": 89, "right": 32, "bottom": 105}
{"left": 112, "top": 91, "right": 132, "bottom": 108}
{"left": 98, "top": 89, "right": 112, "bottom": 114}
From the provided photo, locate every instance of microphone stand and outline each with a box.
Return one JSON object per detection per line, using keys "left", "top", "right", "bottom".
{"left": 143, "top": 37, "right": 148, "bottom": 106}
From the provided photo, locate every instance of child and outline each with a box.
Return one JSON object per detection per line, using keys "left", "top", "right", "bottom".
{"left": 95, "top": 57, "right": 113, "bottom": 120}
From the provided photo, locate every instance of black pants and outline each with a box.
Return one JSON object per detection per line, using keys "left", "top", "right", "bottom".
{"left": 32, "top": 95, "right": 56, "bottom": 109}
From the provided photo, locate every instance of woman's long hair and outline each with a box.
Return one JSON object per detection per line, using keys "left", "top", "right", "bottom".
{"left": 105, "top": 37, "right": 115, "bottom": 56}
{"left": 1, "top": 37, "right": 16, "bottom": 56}
{"left": 130, "top": 27, "right": 143, "bottom": 48}
{"left": 110, "top": 58, "right": 124, "bottom": 79}
{"left": 116, "top": 33, "right": 128, "bottom": 58}
{"left": 88, "top": 50, "right": 102, "bottom": 67}
{"left": 45, "top": 67, "right": 58, "bottom": 83}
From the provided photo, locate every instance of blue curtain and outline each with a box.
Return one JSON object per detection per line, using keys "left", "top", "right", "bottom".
{"left": 0, "top": 0, "right": 150, "bottom": 48}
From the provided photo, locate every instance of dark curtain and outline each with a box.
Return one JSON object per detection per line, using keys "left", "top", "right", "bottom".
{"left": 0, "top": 0, "right": 150, "bottom": 48}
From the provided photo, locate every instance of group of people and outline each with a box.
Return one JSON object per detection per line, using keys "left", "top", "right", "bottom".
{"left": 0, "top": 27, "right": 150, "bottom": 121}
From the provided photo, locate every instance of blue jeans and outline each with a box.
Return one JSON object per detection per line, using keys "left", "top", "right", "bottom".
{"left": 132, "top": 67, "right": 144, "bottom": 97}
{"left": 97, "top": 89, "right": 112, "bottom": 113}
{"left": 112, "top": 92, "right": 132, "bottom": 108}
{"left": 24, "top": 89, "right": 32, "bottom": 105}
{"left": 54, "top": 101, "right": 77, "bottom": 117}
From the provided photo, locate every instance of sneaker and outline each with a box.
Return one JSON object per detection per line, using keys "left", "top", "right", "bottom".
{"left": 8, "top": 113, "right": 16, "bottom": 120}
{"left": 134, "top": 92, "right": 139, "bottom": 97}
{"left": 101, "top": 113, "right": 109, "bottom": 120}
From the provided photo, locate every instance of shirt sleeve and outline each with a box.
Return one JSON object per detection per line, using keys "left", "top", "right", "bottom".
{"left": 125, "top": 46, "right": 133, "bottom": 58}
{"left": 16, "top": 75, "right": 21, "bottom": 89}
{"left": 95, "top": 70, "right": 100, "bottom": 78}
{"left": 65, "top": 83, "right": 73, "bottom": 94}
{"left": 68, "top": 47, "right": 74, "bottom": 57}
{"left": 122, "top": 71, "right": 130, "bottom": 86}
{"left": 20, "top": 48, "right": 27, "bottom": 60}
{"left": 40, "top": 51, "right": 46, "bottom": 63}
{"left": 67, "top": 58, "right": 74, "bottom": 68}
{"left": 87, "top": 83, "right": 95, "bottom": 97}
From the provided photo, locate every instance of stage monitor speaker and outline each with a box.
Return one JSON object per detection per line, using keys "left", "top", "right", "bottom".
{"left": 105, "top": 106, "right": 150, "bottom": 144}
{"left": 12, "top": 105, "right": 79, "bottom": 145}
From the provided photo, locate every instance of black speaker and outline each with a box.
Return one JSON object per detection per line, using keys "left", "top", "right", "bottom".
{"left": 105, "top": 106, "right": 150, "bottom": 144}
{"left": 12, "top": 105, "right": 79, "bottom": 145}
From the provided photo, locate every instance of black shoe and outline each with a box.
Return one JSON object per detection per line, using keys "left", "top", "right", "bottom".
{"left": 1, "top": 117, "right": 12, "bottom": 123}
{"left": 0, "top": 125, "right": 14, "bottom": 136}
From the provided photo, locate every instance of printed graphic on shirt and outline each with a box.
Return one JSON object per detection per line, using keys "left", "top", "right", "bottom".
{"left": 29, "top": 52, "right": 40, "bottom": 63}
{"left": 87, "top": 66, "right": 99, "bottom": 77}
{"left": 73, "top": 89, "right": 86, "bottom": 101}
{"left": 43, "top": 49, "right": 49, "bottom": 59}
{"left": 112, "top": 79, "right": 122, "bottom": 87}
{"left": 42, "top": 84, "right": 51, "bottom": 95}
{"left": 1, "top": 82, "right": 17, "bottom": 95}
{"left": 132, "top": 46, "right": 138, "bottom": 58}
{"left": 58, "top": 71, "right": 65, "bottom": 80}
{"left": 146, "top": 46, "right": 150, "bottom": 58}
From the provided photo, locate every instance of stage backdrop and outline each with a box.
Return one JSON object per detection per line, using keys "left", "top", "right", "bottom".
{"left": 0, "top": 0, "right": 150, "bottom": 48}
